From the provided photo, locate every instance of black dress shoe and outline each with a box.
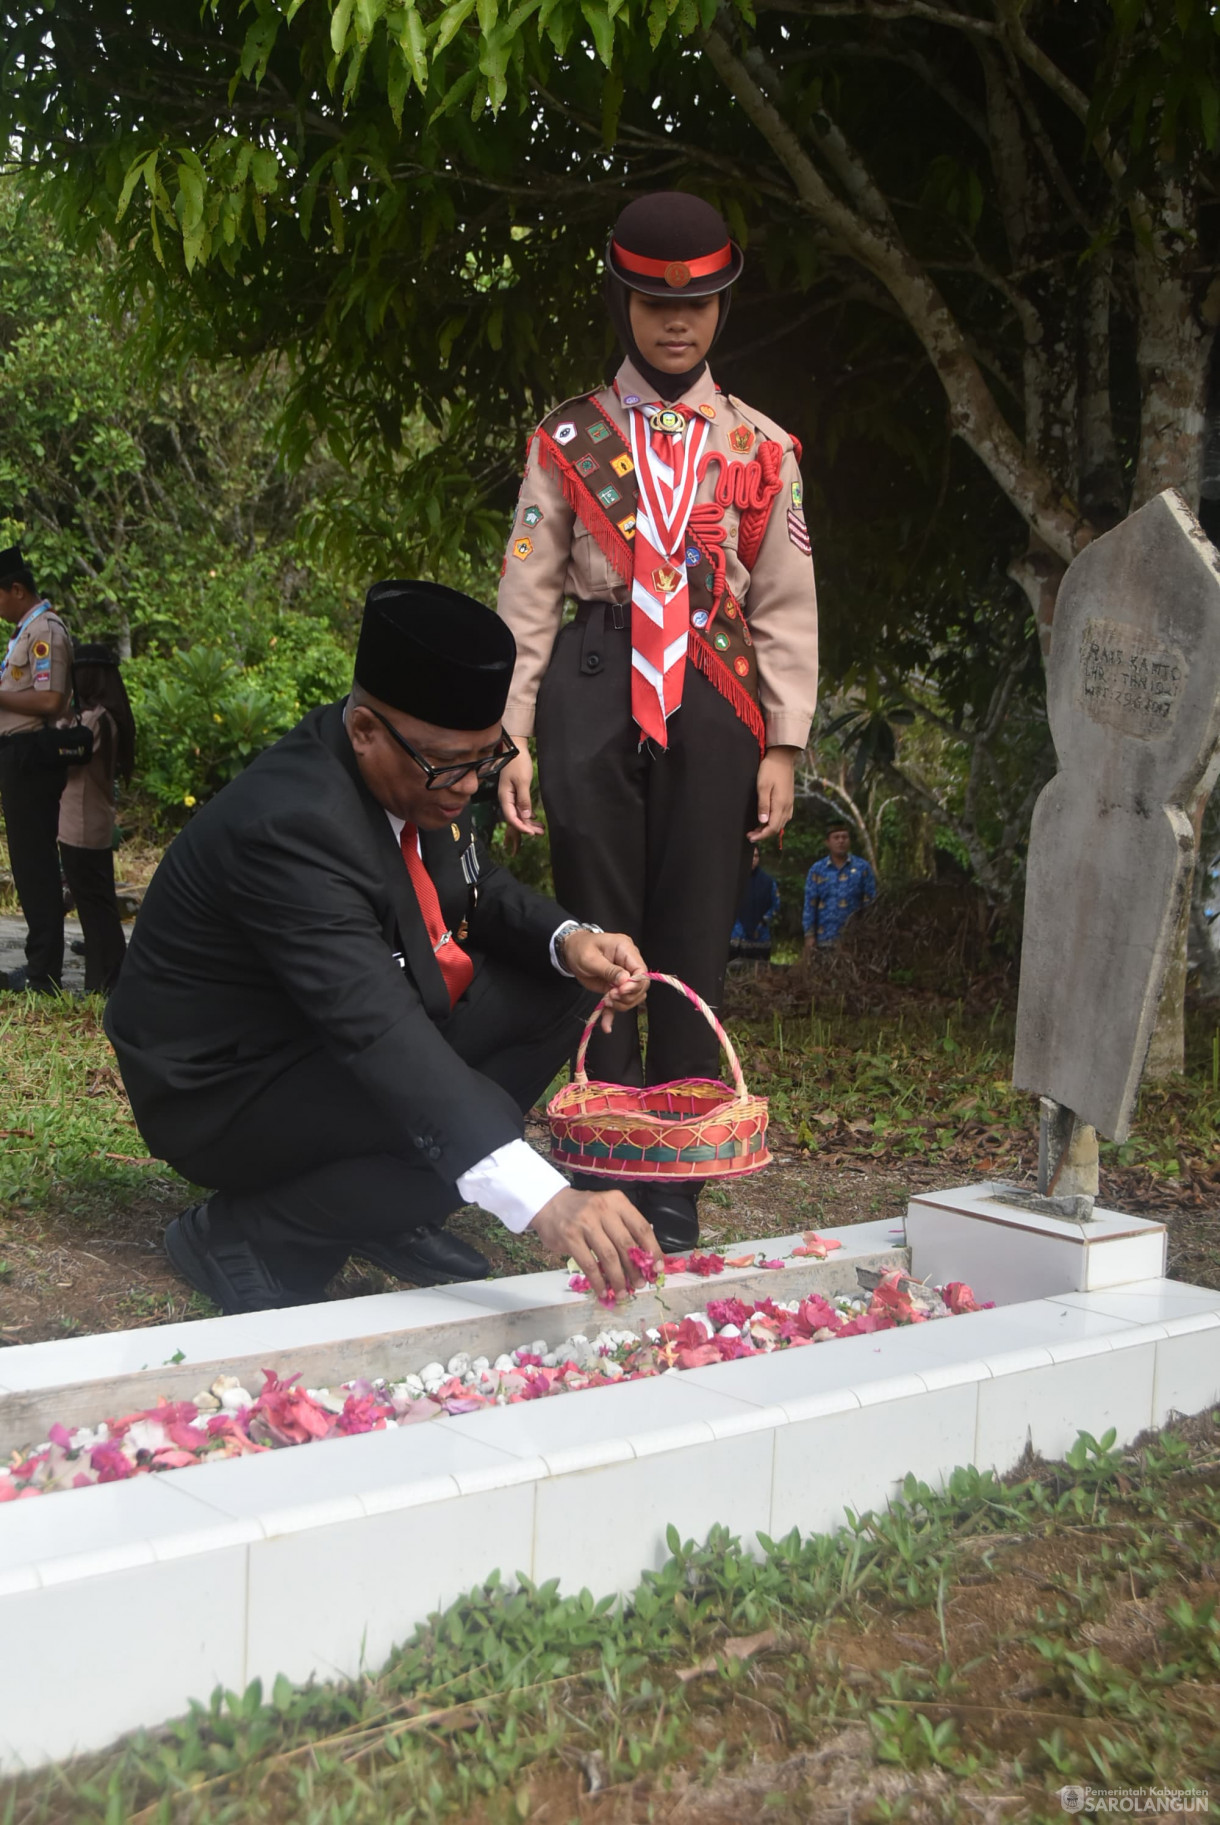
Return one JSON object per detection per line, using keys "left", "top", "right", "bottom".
{"left": 355, "top": 1224, "right": 490, "bottom": 1286}
{"left": 165, "top": 1204, "right": 309, "bottom": 1314}
{"left": 630, "top": 1185, "right": 701, "bottom": 1254}
{"left": 4, "top": 967, "right": 62, "bottom": 996}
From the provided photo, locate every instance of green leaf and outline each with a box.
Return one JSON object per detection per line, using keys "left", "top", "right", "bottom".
{"left": 330, "top": 0, "right": 355, "bottom": 55}
{"left": 580, "top": 0, "right": 615, "bottom": 64}
{"left": 115, "top": 152, "right": 153, "bottom": 225}
{"left": 250, "top": 147, "right": 279, "bottom": 195}
{"left": 433, "top": 0, "right": 477, "bottom": 52}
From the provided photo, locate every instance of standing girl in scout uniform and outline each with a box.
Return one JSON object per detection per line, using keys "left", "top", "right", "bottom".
{"left": 496, "top": 192, "right": 819, "bottom": 1250}
{"left": 58, "top": 645, "right": 135, "bottom": 995}
{"left": 0, "top": 545, "right": 73, "bottom": 993}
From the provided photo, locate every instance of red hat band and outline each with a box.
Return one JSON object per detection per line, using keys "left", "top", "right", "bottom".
{"left": 610, "top": 239, "right": 735, "bottom": 289}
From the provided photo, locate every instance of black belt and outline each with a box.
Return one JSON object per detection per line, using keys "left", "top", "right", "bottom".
{"left": 574, "top": 598, "right": 627, "bottom": 675}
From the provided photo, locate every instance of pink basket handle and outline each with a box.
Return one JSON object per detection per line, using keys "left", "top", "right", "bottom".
{"left": 572, "top": 971, "right": 750, "bottom": 1103}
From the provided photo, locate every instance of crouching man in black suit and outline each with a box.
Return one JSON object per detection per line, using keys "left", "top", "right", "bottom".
{"left": 105, "top": 580, "right": 661, "bottom": 1313}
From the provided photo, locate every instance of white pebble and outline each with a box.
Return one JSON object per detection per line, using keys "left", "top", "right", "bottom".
{"left": 686, "top": 1313, "right": 714, "bottom": 1336}
{"left": 419, "top": 1362, "right": 445, "bottom": 1384}
{"left": 471, "top": 1356, "right": 490, "bottom": 1373}
{"left": 601, "top": 1360, "right": 624, "bottom": 1379}
{"left": 718, "top": 1323, "right": 741, "bottom": 1338}
{"left": 446, "top": 1352, "right": 471, "bottom": 1377}
{"left": 541, "top": 1353, "right": 558, "bottom": 1368}
{"left": 530, "top": 1338, "right": 549, "bottom": 1357}
{"left": 493, "top": 1354, "right": 514, "bottom": 1374}
{"left": 220, "top": 1387, "right": 253, "bottom": 1411}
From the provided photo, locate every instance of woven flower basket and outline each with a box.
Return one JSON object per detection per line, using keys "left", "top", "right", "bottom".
{"left": 547, "top": 973, "right": 771, "bottom": 1180}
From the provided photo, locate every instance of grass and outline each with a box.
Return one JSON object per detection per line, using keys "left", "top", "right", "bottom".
{"left": 3, "top": 1416, "right": 1219, "bottom": 1822}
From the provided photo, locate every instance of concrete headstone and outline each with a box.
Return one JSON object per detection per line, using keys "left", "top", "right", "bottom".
{"left": 1013, "top": 489, "right": 1220, "bottom": 1141}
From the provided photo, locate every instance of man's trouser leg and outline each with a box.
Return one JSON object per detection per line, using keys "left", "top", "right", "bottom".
{"left": 60, "top": 843, "right": 126, "bottom": 994}
{"left": 537, "top": 605, "right": 758, "bottom": 1087}
{"left": 167, "top": 963, "right": 593, "bottom": 1295}
{"left": 0, "top": 735, "right": 67, "bottom": 985}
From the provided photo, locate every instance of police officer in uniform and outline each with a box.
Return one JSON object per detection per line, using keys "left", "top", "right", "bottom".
{"left": 106, "top": 581, "right": 662, "bottom": 1313}
{"left": 0, "top": 545, "right": 73, "bottom": 993}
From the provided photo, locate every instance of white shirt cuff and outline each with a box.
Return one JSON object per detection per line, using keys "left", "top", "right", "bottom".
{"left": 456, "top": 1138, "right": 569, "bottom": 1233}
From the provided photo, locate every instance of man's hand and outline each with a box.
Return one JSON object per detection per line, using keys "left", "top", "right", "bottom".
{"left": 562, "top": 929, "right": 649, "bottom": 1033}
{"left": 529, "top": 1187, "right": 663, "bottom": 1301}
{"left": 498, "top": 738, "right": 544, "bottom": 836}
{"left": 748, "top": 746, "right": 798, "bottom": 843}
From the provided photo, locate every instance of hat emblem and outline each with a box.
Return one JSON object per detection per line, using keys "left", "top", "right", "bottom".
{"left": 664, "top": 260, "right": 692, "bottom": 288}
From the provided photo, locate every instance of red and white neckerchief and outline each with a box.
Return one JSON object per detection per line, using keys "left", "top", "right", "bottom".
{"left": 625, "top": 401, "right": 710, "bottom": 747}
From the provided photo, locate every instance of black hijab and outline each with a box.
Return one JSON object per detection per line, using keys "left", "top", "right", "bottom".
{"left": 604, "top": 275, "right": 734, "bottom": 402}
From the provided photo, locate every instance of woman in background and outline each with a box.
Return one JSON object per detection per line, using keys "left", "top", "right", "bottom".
{"left": 58, "top": 643, "right": 134, "bottom": 995}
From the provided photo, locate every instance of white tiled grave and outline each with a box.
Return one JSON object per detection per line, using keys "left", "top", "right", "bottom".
{"left": 2, "top": 1196, "right": 1218, "bottom": 1774}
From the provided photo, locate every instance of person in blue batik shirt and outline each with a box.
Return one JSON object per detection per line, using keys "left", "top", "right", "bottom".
{"left": 730, "top": 846, "right": 780, "bottom": 961}
{"left": 803, "top": 820, "right": 876, "bottom": 950}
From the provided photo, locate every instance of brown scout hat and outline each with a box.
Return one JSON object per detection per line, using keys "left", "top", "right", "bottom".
{"left": 606, "top": 192, "right": 744, "bottom": 298}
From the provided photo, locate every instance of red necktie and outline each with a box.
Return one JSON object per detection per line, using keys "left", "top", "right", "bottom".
{"left": 400, "top": 825, "right": 474, "bottom": 1009}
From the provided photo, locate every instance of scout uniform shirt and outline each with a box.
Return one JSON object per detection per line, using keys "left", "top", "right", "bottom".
{"left": 497, "top": 358, "right": 819, "bottom": 752}
{"left": 58, "top": 706, "right": 118, "bottom": 849}
{"left": 0, "top": 601, "right": 72, "bottom": 737}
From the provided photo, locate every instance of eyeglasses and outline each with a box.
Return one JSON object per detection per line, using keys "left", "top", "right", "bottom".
{"left": 364, "top": 705, "right": 519, "bottom": 792}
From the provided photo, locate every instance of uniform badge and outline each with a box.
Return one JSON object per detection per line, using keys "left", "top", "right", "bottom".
{"left": 791, "top": 479, "right": 803, "bottom": 507}
{"left": 787, "top": 509, "right": 812, "bottom": 555}
{"left": 522, "top": 504, "right": 543, "bottom": 527}
{"left": 6, "top": 664, "right": 22, "bottom": 680}
{"left": 723, "top": 602, "right": 737, "bottom": 619}
{"left": 513, "top": 537, "right": 534, "bottom": 560}
{"left": 729, "top": 425, "right": 754, "bottom": 453}
{"left": 610, "top": 454, "right": 634, "bottom": 478}
{"left": 698, "top": 402, "right": 717, "bottom": 420}
{"left": 554, "top": 421, "right": 578, "bottom": 444}
{"left": 622, "top": 393, "right": 641, "bottom": 406}
{"left": 596, "top": 484, "right": 621, "bottom": 508}
{"left": 617, "top": 513, "right": 637, "bottom": 539}
{"left": 32, "top": 641, "right": 50, "bottom": 659}
{"left": 575, "top": 453, "right": 599, "bottom": 477}
{"left": 685, "top": 546, "right": 700, "bottom": 567}
{"left": 692, "top": 610, "right": 709, "bottom": 629}
{"left": 588, "top": 421, "right": 611, "bottom": 443}
{"left": 648, "top": 406, "right": 685, "bottom": 436}
{"left": 651, "top": 564, "right": 681, "bottom": 597}
{"left": 734, "top": 655, "right": 750, "bottom": 678}
{"left": 714, "top": 631, "right": 731, "bottom": 652}
{"left": 452, "top": 823, "right": 461, "bottom": 840}
{"left": 664, "top": 260, "right": 692, "bottom": 288}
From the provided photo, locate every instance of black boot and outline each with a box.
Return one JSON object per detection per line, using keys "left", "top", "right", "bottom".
{"left": 630, "top": 1184, "right": 701, "bottom": 1255}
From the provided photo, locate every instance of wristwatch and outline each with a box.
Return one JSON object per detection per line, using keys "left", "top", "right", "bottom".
{"left": 552, "top": 920, "right": 604, "bottom": 976}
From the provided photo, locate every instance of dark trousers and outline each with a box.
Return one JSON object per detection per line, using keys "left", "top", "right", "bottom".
{"left": 60, "top": 843, "right": 126, "bottom": 994}
{"left": 0, "top": 734, "right": 67, "bottom": 985}
{"left": 536, "top": 602, "right": 758, "bottom": 1086}
{"left": 167, "top": 960, "right": 593, "bottom": 1295}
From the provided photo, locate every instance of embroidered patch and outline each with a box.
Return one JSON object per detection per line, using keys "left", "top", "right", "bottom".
{"left": 617, "top": 513, "right": 637, "bottom": 539}
{"left": 723, "top": 602, "right": 737, "bottom": 619}
{"left": 596, "top": 484, "right": 621, "bottom": 508}
{"left": 574, "top": 453, "right": 599, "bottom": 478}
{"left": 685, "top": 547, "right": 700, "bottom": 567}
{"left": 729, "top": 425, "right": 754, "bottom": 453}
{"left": 698, "top": 402, "right": 717, "bottom": 420}
{"left": 651, "top": 564, "right": 681, "bottom": 597}
{"left": 622, "top": 392, "right": 641, "bottom": 406}
{"left": 610, "top": 454, "right": 635, "bottom": 478}
{"left": 6, "top": 664, "right": 22, "bottom": 681}
{"left": 704, "top": 573, "right": 715, "bottom": 591}
{"left": 647, "top": 405, "right": 685, "bottom": 436}
{"left": 32, "top": 641, "right": 50, "bottom": 659}
{"left": 734, "top": 655, "right": 750, "bottom": 678}
{"left": 522, "top": 504, "right": 543, "bottom": 527}
{"left": 554, "top": 421, "right": 577, "bottom": 445}
{"left": 588, "top": 420, "right": 611, "bottom": 443}
{"left": 787, "top": 509, "right": 812, "bottom": 555}
{"left": 791, "top": 479, "right": 804, "bottom": 508}
{"left": 692, "top": 610, "right": 709, "bottom": 629}
{"left": 513, "top": 537, "right": 534, "bottom": 560}
{"left": 714, "top": 631, "right": 731, "bottom": 652}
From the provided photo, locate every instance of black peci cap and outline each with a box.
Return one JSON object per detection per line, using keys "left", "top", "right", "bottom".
{"left": 73, "top": 643, "right": 120, "bottom": 666}
{"left": 0, "top": 543, "right": 26, "bottom": 583}
{"left": 354, "top": 580, "right": 516, "bottom": 732}
{"left": 606, "top": 192, "right": 743, "bottom": 298}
